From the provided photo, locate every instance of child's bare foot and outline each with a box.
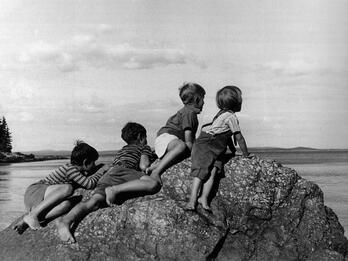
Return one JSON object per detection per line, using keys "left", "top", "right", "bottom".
{"left": 197, "top": 197, "right": 212, "bottom": 212}
{"left": 23, "top": 213, "right": 41, "bottom": 230}
{"left": 105, "top": 186, "right": 119, "bottom": 206}
{"left": 184, "top": 202, "right": 196, "bottom": 212}
{"left": 13, "top": 219, "right": 29, "bottom": 234}
{"left": 56, "top": 220, "right": 75, "bottom": 243}
{"left": 150, "top": 172, "right": 162, "bottom": 186}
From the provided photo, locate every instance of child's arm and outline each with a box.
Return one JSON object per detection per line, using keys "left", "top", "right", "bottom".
{"left": 139, "top": 155, "right": 151, "bottom": 172}
{"left": 67, "top": 165, "right": 110, "bottom": 190}
{"left": 234, "top": 132, "right": 250, "bottom": 157}
{"left": 184, "top": 129, "right": 194, "bottom": 151}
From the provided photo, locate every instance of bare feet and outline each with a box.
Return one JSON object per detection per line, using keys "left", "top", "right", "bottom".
{"left": 23, "top": 213, "right": 41, "bottom": 230}
{"left": 150, "top": 172, "right": 163, "bottom": 186}
{"left": 13, "top": 219, "right": 29, "bottom": 234}
{"left": 105, "top": 186, "right": 119, "bottom": 206}
{"left": 197, "top": 197, "right": 212, "bottom": 212}
{"left": 56, "top": 220, "right": 75, "bottom": 243}
{"left": 184, "top": 202, "right": 196, "bottom": 212}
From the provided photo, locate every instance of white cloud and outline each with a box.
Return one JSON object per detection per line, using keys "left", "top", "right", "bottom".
{"left": 258, "top": 59, "right": 324, "bottom": 77}
{"left": 18, "top": 35, "right": 204, "bottom": 72}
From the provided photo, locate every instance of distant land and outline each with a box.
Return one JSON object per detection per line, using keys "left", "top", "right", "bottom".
{"left": 22, "top": 147, "right": 348, "bottom": 157}
{"left": 2, "top": 147, "right": 348, "bottom": 165}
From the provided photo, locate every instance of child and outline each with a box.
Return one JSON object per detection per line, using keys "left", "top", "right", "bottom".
{"left": 56, "top": 122, "right": 161, "bottom": 243}
{"left": 13, "top": 141, "right": 104, "bottom": 233}
{"left": 185, "top": 86, "right": 251, "bottom": 211}
{"left": 148, "top": 82, "right": 206, "bottom": 184}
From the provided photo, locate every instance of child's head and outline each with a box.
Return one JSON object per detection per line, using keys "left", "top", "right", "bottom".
{"left": 179, "top": 82, "right": 206, "bottom": 110}
{"left": 121, "top": 122, "right": 147, "bottom": 145}
{"left": 216, "top": 86, "right": 243, "bottom": 112}
{"left": 70, "top": 141, "right": 99, "bottom": 167}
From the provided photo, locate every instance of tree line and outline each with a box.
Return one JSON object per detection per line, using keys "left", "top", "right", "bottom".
{"left": 0, "top": 116, "right": 12, "bottom": 153}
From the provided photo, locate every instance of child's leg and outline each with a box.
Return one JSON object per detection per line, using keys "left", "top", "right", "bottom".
{"left": 13, "top": 195, "right": 82, "bottom": 235}
{"left": 56, "top": 193, "right": 105, "bottom": 243}
{"left": 23, "top": 184, "right": 73, "bottom": 230}
{"left": 185, "top": 177, "right": 203, "bottom": 210}
{"left": 105, "top": 175, "right": 161, "bottom": 206}
{"left": 198, "top": 167, "right": 218, "bottom": 210}
{"left": 150, "top": 139, "right": 188, "bottom": 184}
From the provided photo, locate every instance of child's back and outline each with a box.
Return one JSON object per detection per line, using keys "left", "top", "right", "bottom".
{"left": 150, "top": 82, "right": 206, "bottom": 184}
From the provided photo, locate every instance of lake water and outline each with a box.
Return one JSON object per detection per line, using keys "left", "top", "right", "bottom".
{"left": 0, "top": 152, "right": 347, "bottom": 237}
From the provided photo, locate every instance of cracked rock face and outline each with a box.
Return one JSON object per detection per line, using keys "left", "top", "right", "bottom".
{"left": 0, "top": 156, "right": 347, "bottom": 261}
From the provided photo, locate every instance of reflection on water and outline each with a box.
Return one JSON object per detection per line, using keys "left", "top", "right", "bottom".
{"left": 0, "top": 156, "right": 347, "bottom": 237}
{"left": 0, "top": 159, "right": 69, "bottom": 230}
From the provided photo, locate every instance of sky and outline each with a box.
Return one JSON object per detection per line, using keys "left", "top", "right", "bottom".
{"left": 0, "top": 0, "right": 348, "bottom": 152}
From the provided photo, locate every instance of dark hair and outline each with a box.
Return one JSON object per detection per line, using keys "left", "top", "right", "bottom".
{"left": 70, "top": 141, "right": 99, "bottom": 166}
{"left": 121, "top": 122, "right": 147, "bottom": 144}
{"left": 179, "top": 82, "right": 205, "bottom": 106}
{"left": 216, "top": 86, "right": 242, "bottom": 112}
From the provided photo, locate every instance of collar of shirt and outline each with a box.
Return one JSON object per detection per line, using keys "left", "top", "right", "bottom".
{"left": 185, "top": 104, "right": 201, "bottom": 114}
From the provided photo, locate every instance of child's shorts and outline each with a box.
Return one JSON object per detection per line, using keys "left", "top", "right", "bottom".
{"left": 154, "top": 133, "right": 179, "bottom": 158}
{"left": 93, "top": 166, "right": 145, "bottom": 197}
{"left": 24, "top": 182, "right": 49, "bottom": 211}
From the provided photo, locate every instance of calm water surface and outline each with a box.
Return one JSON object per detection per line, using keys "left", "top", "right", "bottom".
{"left": 0, "top": 154, "right": 347, "bottom": 237}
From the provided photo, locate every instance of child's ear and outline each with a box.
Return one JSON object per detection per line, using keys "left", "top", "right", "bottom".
{"left": 82, "top": 159, "right": 88, "bottom": 168}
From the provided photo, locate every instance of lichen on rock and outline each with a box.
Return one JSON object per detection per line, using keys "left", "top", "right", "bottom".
{"left": 0, "top": 156, "right": 347, "bottom": 261}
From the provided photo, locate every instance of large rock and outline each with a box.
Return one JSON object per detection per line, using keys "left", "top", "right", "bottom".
{"left": 0, "top": 156, "right": 347, "bottom": 260}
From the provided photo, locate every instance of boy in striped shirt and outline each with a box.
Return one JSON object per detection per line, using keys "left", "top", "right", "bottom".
{"left": 56, "top": 122, "right": 161, "bottom": 243}
{"left": 13, "top": 142, "right": 106, "bottom": 233}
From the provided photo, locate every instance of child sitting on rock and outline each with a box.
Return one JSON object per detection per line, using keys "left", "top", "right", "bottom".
{"left": 185, "top": 86, "right": 251, "bottom": 212}
{"left": 148, "top": 82, "right": 205, "bottom": 185}
{"left": 13, "top": 141, "right": 105, "bottom": 233}
{"left": 56, "top": 122, "right": 161, "bottom": 243}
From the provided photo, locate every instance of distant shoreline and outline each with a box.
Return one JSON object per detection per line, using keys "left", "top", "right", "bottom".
{"left": 0, "top": 152, "right": 68, "bottom": 164}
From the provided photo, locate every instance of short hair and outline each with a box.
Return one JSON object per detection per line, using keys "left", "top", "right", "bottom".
{"left": 121, "top": 122, "right": 147, "bottom": 144}
{"left": 216, "top": 86, "right": 242, "bottom": 112}
{"left": 70, "top": 141, "right": 99, "bottom": 166}
{"left": 179, "top": 82, "right": 206, "bottom": 106}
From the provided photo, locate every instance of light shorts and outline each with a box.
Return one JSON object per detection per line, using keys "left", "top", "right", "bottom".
{"left": 154, "top": 133, "right": 179, "bottom": 159}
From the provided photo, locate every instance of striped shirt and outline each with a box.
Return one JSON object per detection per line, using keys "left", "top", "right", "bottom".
{"left": 202, "top": 111, "right": 241, "bottom": 135}
{"left": 112, "top": 144, "right": 153, "bottom": 171}
{"left": 40, "top": 163, "right": 104, "bottom": 189}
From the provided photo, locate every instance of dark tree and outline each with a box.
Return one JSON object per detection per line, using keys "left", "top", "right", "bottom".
{"left": 0, "top": 117, "right": 12, "bottom": 153}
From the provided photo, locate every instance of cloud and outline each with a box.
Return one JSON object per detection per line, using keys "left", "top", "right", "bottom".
{"left": 18, "top": 35, "right": 205, "bottom": 72}
{"left": 257, "top": 59, "right": 326, "bottom": 77}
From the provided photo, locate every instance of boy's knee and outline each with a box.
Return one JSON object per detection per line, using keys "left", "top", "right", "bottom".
{"left": 61, "top": 185, "right": 74, "bottom": 197}
{"left": 176, "top": 141, "right": 187, "bottom": 152}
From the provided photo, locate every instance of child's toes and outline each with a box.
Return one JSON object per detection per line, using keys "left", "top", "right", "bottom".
{"left": 23, "top": 214, "right": 41, "bottom": 230}
{"left": 184, "top": 203, "right": 196, "bottom": 212}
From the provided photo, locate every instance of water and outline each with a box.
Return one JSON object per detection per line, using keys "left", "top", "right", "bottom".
{"left": 0, "top": 153, "right": 347, "bottom": 237}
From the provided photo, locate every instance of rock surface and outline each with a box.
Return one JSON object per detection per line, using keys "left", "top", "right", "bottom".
{"left": 0, "top": 156, "right": 347, "bottom": 261}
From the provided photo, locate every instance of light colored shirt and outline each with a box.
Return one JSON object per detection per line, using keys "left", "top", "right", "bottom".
{"left": 202, "top": 111, "right": 241, "bottom": 135}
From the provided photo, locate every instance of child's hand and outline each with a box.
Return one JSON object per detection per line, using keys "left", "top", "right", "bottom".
{"left": 144, "top": 167, "right": 152, "bottom": 175}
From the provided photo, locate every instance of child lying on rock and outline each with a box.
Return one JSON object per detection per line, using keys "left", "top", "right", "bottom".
{"left": 13, "top": 141, "right": 106, "bottom": 234}
{"left": 56, "top": 122, "right": 161, "bottom": 243}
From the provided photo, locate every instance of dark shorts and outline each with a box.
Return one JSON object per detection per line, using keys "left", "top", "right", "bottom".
{"left": 191, "top": 131, "right": 232, "bottom": 181}
{"left": 93, "top": 166, "right": 145, "bottom": 197}
{"left": 24, "top": 182, "right": 49, "bottom": 211}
